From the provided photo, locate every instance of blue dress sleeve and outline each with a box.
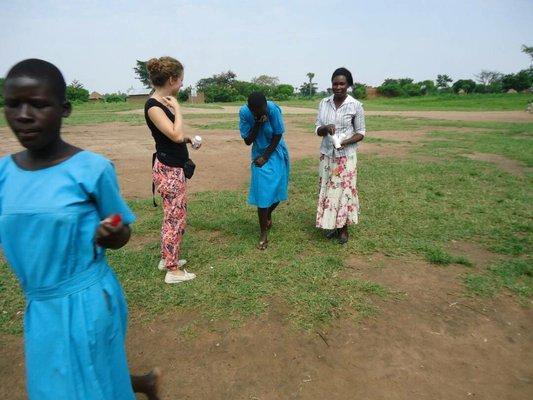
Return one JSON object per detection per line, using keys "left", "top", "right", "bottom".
{"left": 268, "top": 103, "right": 285, "bottom": 135}
{"left": 239, "top": 106, "right": 253, "bottom": 139}
{"left": 91, "top": 161, "right": 136, "bottom": 225}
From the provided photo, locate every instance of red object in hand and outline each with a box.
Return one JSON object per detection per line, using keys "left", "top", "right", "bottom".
{"left": 110, "top": 214, "right": 122, "bottom": 227}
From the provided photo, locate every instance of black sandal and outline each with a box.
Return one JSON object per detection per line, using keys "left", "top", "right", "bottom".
{"left": 326, "top": 229, "right": 340, "bottom": 239}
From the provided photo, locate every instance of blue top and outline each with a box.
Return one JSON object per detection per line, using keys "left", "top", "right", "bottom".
{"left": 239, "top": 101, "right": 290, "bottom": 208}
{"left": 239, "top": 101, "right": 288, "bottom": 160}
{"left": 0, "top": 151, "right": 135, "bottom": 290}
{"left": 0, "top": 151, "right": 136, "bottom": 399}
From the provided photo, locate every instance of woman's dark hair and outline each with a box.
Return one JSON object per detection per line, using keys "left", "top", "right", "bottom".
{"left": 5, "top": 58, "right": 66, "bottom": 101}
{"left": 331, "top": 67, "right": 354, "bottom": 87}
{"left": 247, "top": 91, "right": 267, "bottom": 111}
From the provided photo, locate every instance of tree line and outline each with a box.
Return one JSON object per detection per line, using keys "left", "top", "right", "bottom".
{"left": 1, "top": 45, "right": 530, "bottom": 106}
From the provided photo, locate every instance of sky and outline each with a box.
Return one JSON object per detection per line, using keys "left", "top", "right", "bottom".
{"left": 1, "top": 0, "right": 532, "bottom": 93}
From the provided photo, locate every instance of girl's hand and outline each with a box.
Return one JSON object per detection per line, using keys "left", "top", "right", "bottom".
{"left": 95, "top": 215, "right": 131, "bottom": 249}
{"left": 161, "top": 96, "right": 180, "bottom": 111}
{"left": 254, "top": 155, "right": 268, "bottom": 167}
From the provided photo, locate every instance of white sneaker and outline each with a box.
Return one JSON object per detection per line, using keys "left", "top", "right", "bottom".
{"left": 164, "top": 269, "right": 196, "bottom": 284}
{"left": 158, "top": 259, "right": 187, "bottom": 271}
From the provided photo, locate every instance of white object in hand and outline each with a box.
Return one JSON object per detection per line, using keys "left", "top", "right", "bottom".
{"left": 192, "top": 135, "right": 202, "bottom": 149}
{"left": 331, "top": 133, "right": 346, "bottom": 149}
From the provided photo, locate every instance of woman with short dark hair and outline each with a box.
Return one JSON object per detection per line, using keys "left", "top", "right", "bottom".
{"left": 239, "top": 92, "right": 290, "bottom": 250}
{"left": 315, "top": 67, "right": 366, "bottom": 244}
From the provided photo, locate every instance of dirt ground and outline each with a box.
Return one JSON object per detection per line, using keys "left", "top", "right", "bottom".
{"left": 0, "top": 108, "right": 532, "bottom": 399}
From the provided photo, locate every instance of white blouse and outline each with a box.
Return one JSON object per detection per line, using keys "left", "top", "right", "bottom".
{"left": 315, "top": 94, "right": 366, "bottom": 157}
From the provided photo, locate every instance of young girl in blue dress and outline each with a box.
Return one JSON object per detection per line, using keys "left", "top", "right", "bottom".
{"left": 0, "top": 59, "right": 161, "bottom": 399}
{"left": 239, "top": 92, "right": 290, "bottom": 249}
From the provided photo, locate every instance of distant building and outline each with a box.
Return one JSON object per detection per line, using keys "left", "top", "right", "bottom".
{"left": 365, "top": 86, "right": 379, "bottom": 99}
{"left": 188, "top": 92, "right": 205, "bottom": 104}
{"left": 127, "top": 87, "right": 152, "bottom": 103}
{"left": 89, "top": 91, "right": 103, "bottom": 101}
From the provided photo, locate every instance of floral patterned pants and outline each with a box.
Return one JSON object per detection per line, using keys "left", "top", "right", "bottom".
{"left": 153, "top": 158, "right": 187, "bottom": 271}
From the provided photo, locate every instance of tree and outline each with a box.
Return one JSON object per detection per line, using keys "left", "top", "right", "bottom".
{"left": 197, "top": 70, "right": 237, "bottom": 93}
{"left": 66, "top": 80, "right": 89, "bottom": 102}
{"left": 522, "top": 44, "right": 533, "bottom": 66}
{"left": 306, "top": 72, "right": 315, "bottom": 96}
{"left": 299, "top": 82, "right": 317, "bottom": 97}
{"left": 104, "top": 93, "right": 127, "bottom": 103}
{"left": 418, "top": 80, "right": 437, "bottom": 95}
{"left": 377, "top": 81, "right": 404, "bottom": 97}
{"left": 178, "top": 86, "right": 192, "bottom": 102}
{"left": 436, "top": 74, "right": 453, "bottom": 89}
{"left": 273, "top": 84, "right": 294, "bottom": 101}
{"left": 134, "top": 60, "right": 151, "bottom": 89}
{"left": 352, "top": 83, "right": 367, "bottom": 99}
{"left": 452, "top": 79, "right": 476, "bottom": 94}
{"left": 474, "top": 70, "right": 503, "bottom": 85}
{"left": 501, "top": 68, "right": 533, "bottom": 92}
{"left": 251, "top": 75, "right": 279, "bottom": 87}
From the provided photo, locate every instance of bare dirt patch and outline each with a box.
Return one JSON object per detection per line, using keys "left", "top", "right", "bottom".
{"left": 464, "top": 152, "right": 530, "bottom": 177}
{"left": 3, "top": 252, "right": 531, "bottom": 400}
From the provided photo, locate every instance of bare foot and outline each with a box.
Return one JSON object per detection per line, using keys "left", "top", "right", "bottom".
{"left": 257, "top": 232, "right": 268, "bottom": 250}
{"left": 257, "top": 239, "right": 268, "bottom": 250}
{"left": 145, "top": 367, "right": 163, "bottom": 400}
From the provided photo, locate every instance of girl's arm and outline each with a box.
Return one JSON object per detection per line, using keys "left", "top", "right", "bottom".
{"left": 147, "top": 97, "right": 191, "bottom": 144}
{"left": 244, "top": 115, "right": 267, "bottom": 146}
{"left": 254, "top": 134, "right": 282, "bottom": 167}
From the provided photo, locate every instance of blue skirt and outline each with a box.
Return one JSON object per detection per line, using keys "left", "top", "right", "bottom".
{"left": 248, "top": 148, "right": 289, "bottom": 208}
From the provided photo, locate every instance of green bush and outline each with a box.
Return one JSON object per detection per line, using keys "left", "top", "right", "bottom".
{"left": 178, "top": 86, "right": 191, "bottom": 102}
{"left": 66, "top": 85, "right": 89, "bottom": 102}
{"left": 352, "top": 83, "right": 367, "bottom": 99}
{"left": 452, "top": 79, "right": 476, "bottom": 94}
{"left": 502, "top": 68, "right": 533, "bottom": 92}
{"left": 377, "top": 78, "right": 428, "bottom": 97}
{"left": 418, "top": 80, "right": 437, "bottom": 95}
{"left": 403, "top": 83, "right": 423, "bottom": 96}
{"left": 104, "top": 93, "right": 127, "bottom": 103}
{"left": 202, "top": 84, "right": 239, "bottom": 102}
{"left": 273, "top": 84, "right": 294, "bottom": 100}
{"left": 377, "top": 81, "right": 404, "bottom": 97}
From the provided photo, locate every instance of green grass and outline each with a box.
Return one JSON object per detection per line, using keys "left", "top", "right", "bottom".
{"left": 465, "top": 259, "right": 532, "bottom": 298}
{"left": 423, "top": 247, "right": 473, "bottom": 267}
{"left": 209, "top": 93, "right": 532, "bottom": 111}
{"left": 359, "top": 93, "right": 532, "bottom": 111}
{"left": 1, "top": 112, "right": 531, "bottom": 335}
{"left": 291, "top": 113, "right": 533, "bottom": 134}
{"left": 2, "top": 126, "right": 532, "bottom": 334}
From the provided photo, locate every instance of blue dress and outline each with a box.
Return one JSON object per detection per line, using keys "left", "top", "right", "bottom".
{"left": 0, "top": 151, "right": 136, "bottom": 400}
{"left": 239, "top": 101, "right": 290, "bottom": 208}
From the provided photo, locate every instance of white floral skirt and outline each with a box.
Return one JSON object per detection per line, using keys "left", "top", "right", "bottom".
{"left": 316, "top": 153, "right": 360, "bottom": 230}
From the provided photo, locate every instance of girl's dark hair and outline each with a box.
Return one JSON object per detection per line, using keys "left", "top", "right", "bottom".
{"left": 247, "top": 91, "right": 267, "bottom": 111}
{"left": 146, "top": 57, "right": 184, "bottom": 87}
{"left": 6, "top": 58, "right": 66, "bottom": 101}
{"left": 331, "top": 67, "right": 354, "bottom": 87}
